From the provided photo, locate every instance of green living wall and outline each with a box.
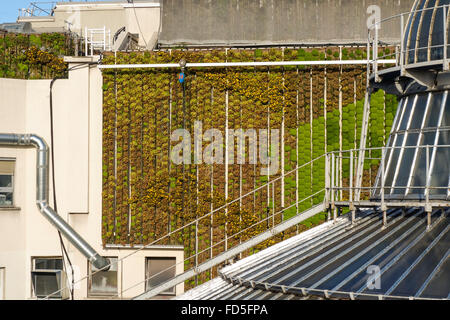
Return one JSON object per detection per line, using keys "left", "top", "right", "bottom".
{"left": 0, "top": 32, "right": 75, "bottom": 79}
{"left": 101, "top": 47, "right": 397, "bottom": 287}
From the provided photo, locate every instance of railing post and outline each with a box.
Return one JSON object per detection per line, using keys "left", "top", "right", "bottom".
{"left": 331, "top": 152, "right": 335, "bottom": 202}
{"left": 272, "top": 182, "right": 275, "bottom": 228}
{"left": 425, "top": 145, "right": 431, "bottom": 229}
{"left": 444, "top": 5, "right": 448, "bottom": 70}
{"left": 367, "top": 32, "right": 371, "bottom": 76}
{"left": 350, "top": 150, "right": 355, "bottom": 225}
{"left": 374, "top": 22, "right": 380, "bottom": 82}
{"left": 381, "top": 147, "right": 387, "bottom": 228}
{"left": 334, "top": 154, "right": 338, "bottom": 221}
{"left": 195, "top": 219, "right": 199, "bottom": 285}
{"left": 325, "top": 153, "right": 330, "bottom": 208}
{"left": 400, "top": 14, "right": 405, "bottom": 74}
{"left": 84, "top": 27, "right": 88, "bottom": 57}
{"left": 103, "top": 26, "right": 106, "bottom": 51}
{"left": 336, "top": 155, "right": 340, "bottom": 202}
{"left": 331, "top": 153, "right": 335, "bottom": 221}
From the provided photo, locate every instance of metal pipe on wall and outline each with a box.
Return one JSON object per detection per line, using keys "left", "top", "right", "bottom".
{"left": 0, "top": 133, "right": 110, "bottom": 270}
{"left": 97, "top": 59, "right": 397, "bottom": 70}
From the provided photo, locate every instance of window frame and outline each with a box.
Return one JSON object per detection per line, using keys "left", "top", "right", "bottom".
{"left": 145, "top": 257, "right": 177, "bottom": 296}
{"left": 31, "top": 256, "right": 65, "bottom": 299}
{"left": 0, "top": 158, "right": 15, "bottom": 208}
{"left": 0, "top": 267, "right": 5, "bottom": 300}
{"left": 87, "top": 256, "right": 118, "bottom": 297}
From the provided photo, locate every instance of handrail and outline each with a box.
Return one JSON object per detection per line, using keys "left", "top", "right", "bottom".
{"left": 42, "top": 153, "right": 329, "bottom": 299}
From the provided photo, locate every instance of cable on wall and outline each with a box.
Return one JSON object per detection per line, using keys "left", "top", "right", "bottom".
{"left": 48, "top": 62, "right": 98, "bottom": 299}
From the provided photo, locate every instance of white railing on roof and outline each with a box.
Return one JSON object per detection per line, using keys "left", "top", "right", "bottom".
{"left": 84, "top": 26, "right": 111, "bottom": 56}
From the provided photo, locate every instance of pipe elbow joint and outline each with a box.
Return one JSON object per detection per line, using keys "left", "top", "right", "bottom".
{"left": 91, "top": 254, "right": 111, "bottom": 271}
{"left": 29, "top": 134, "right": 49, "bottom": 152}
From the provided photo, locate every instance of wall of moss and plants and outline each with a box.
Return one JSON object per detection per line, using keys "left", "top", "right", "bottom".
{"left": 0, "top": 32, "right": 76, "bottom": 79}
{"left": 101, "top": 47, "right": 397, "bottom": 287}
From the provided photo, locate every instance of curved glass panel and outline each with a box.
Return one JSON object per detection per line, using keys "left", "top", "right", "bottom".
{"left": 404, "top": 1, "right": 421, "bottom": 64}
{"left": 403, "top": 0, "right": 450, "bottom": 64}
{"left": 424, "top": 92, "right": 444, "bottom": 127}
{"left": 393, "top": 133, "right": 419, "bottom": 195}
{"left": 399, "top": 96, "right": 416, "bottom": 130}
{"left": 410, "top": 94, "right": 429, "bottom": 129}
{"left": 429, "top": 132, "right": 450, "bottom": 196}
{"left": 384, "top": 133, "right": 405, "bottom": 193}
{"left": 408, "top": 0, "right": 427, "bottom": 64}
{"left": 410, "top": 132, "right": 436, "bottom": 196}
{"left": 417, "top": 0, "right": 437, "bottom": 63}
{"left": 442, "top": 96, "right": 450, "bottom": 126}
{"left": 430, "top": 2, "right": 449, "bottom": 60}
{"left": 375, "top": 90, "right": 449, "bottom": 200}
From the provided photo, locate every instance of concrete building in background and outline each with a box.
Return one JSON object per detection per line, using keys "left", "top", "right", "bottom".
{"left": 12, "top": 1, "right": 161, "bottom": 49}
{"left": 1, "top": 0, "right": 417, "bottom": 50}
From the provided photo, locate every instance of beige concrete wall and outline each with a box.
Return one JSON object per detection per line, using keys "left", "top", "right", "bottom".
{"left": 0, "top": 58, "right": 183, "bottom": 300}
{"left": 0, "top": 79, "right": 29, "bottom": 299}
{"left": 124, "top": 7, "right": 161, "bottom": 48}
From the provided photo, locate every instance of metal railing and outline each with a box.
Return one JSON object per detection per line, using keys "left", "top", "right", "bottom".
{"left": 19, "top": 2, "right": 57, "bottom": 17}
{"left": 18, "top": 1, "right": 104, "bottom": 18}
{"left": 328, "top": 145, "right": 450, "bottom": 228}
{"left": 84, "top": 26, "right": 111, "bottom": 56}
{"left": 43, "top": 154, "right": 329, "bottom": 300}
{"left": 368, "top": 4, "right": 450, "bottom": 82}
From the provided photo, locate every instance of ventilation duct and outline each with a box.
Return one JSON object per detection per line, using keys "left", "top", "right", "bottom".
{"left": 0, "top": 133, "right": 110, "bottom": 270}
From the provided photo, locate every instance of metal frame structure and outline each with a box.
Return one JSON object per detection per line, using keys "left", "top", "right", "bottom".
{"left": 84, "top": 26, "right": 112, "bottom": 56}
{"left": 18, "top": 1, "right": 96, "bottom": 18}
{"left": 18, "top": 2, "right": 58, "bottom": 17}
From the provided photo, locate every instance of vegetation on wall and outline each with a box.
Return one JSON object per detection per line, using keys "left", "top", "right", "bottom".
{"left": 0, "top": 32, "right": 75, "bottom": 79}
{"left": 102, "top": 47, "right": 397, "bottom": 287}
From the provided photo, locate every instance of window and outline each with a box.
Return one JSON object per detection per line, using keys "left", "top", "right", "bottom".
{"left": 31, "top": 257, "right": 69, "bottom": 299}
{"left": 33, "top": 258, "right": 63, "bottom": 270}
{"left": 88, "top": 257, "right": 118, "bottom": 296}
{"left": 145, "top": 257, "right": 176, "bottom": 296}
{"left": 0, "top": 268, "right": 5, "bottom": 300}
{"left": 0, "top": 160, "right": 14, "bottom": 207}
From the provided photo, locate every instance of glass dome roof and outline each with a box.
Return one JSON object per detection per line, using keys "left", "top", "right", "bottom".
{"left": 403, "top": 0, "right": 450, "bottom": 65}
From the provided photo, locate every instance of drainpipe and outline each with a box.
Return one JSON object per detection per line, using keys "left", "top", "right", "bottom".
{"left": 0, "top": 133, "right": 110, "bottom": 270}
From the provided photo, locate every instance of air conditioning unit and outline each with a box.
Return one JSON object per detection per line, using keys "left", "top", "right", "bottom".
{"left": 31, "top": 270, "right": 69, "bottom": 299}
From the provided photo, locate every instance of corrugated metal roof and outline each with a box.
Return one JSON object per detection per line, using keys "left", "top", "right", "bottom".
{"left": 177, "top": 207, "right": 449, "bottom": 300}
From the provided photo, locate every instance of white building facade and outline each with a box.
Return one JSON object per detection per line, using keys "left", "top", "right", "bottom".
{"left": 0, "top": 57, "right": 184, "bottom": 300}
